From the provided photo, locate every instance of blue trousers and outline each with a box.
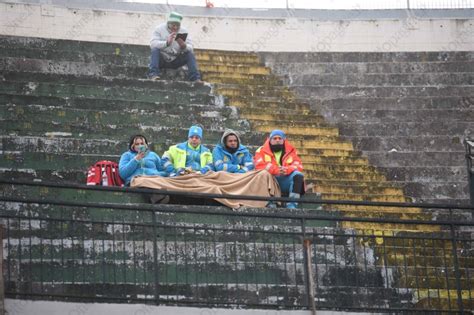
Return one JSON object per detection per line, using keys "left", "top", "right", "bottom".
{"left": 275, "top": 171, "right": 304, "bottom": 195}
{"left": 148, "top": 48, "right": 201, "bottom": 81}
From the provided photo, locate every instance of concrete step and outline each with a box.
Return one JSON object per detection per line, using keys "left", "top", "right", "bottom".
{"left": 299, "top": 156, "right": 369, "bottom": 166}
{"left": 0, "top": 135, "right": 355, "bottom": 156}
{"left": 259, "top": 51, "right": 474, "bottom": 63}
{"left": 284, "top": 72, "right": 474, "bottom": 87}
{"left": 346, "top": 135, "right": 466, "bottom": 153}
{"left": 0, "top": 124, "right": 261, "bottom": 144}
{"left": 268, "top": 61, "right": 474, "bottom": 75}
{"left": 0, "top": 35, "right": 264, "bottom": 62}
{"left": 377, "top": 166, "right": 467, "bottom": 183}
{"left": 314, "top": 183, "right": 404, "bottom": 196}
{"left": 215, "top": 84, "right": 294, "bottom": 99}
{"left": 202, "top": 72, "right": 281, "bottom": 85}
{"left": 1, "top": 71, "right": 211, "bottom": 94}
{"left": 364, "top": 151, "right": 466, "bottom": 167}
{"left": 226, "top": 97, "right": 309, "bottom": 111}
{"left": 308, "top": 170, "right": 386, "bottom": 182}
{"left": 0, "top": 93, "right": 225, "bottom": 113}
{"left": 239, "top": 112, "right": 325, "bottom": 123}
{"left": 0, "top": 56, "right": 277, "bottom": 83}
{"left": 254, "top": 125, "right": 339, "bottom": 137}
{"left": 249, "top": 118, "right": 331, "bottom": 128}
{"left": 315, "top": 96, "right": 474, "bottom": 111}
{"left": 322, "top": 204, "right": 422, "bottom": 214}
{"left": 0, "top": 81, "right": 216, "bottom": 106}
{"left": 382, "top": 253, "right": 474, "bottom": 269}
{"left": 299, "top": 150, "right": 357, "bottom": 158}
{"left": 320, "top": 192, "right": 409, "bottom": 203}
{"left": 323, "top": 108, "right": 474, "bottom": 124}
{"left": 0, "top": 46, "right": 262, "bottom": 67}
{"left": 1, "top": 136, "right": 127, "bottom": 155}
{"left": 338, "top": 121, "right": 474, "bottom": 137}
{"left": 292, "top": 85, "right": 474, "bottom": 100}
{"left": 0, "top": 104, "right": 247, "bottom": 132}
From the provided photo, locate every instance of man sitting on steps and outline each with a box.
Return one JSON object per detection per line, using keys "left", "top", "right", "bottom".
{"left": 254, "top": 130, "right": 305, "bottom": 209}
{"left": 148, "top": 11, "right": 202, "bottom": 82}
{"left": 212, "top": 129, "right": 254, "bottom": 174}
{"left": 162, "top": 125, "right": 213, "bottom": 176}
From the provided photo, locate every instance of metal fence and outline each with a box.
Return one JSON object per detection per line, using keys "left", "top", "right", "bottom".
{"left": 1, "top": 180, "right": 473, "bottom": 313}
{"left": 145, "top": 0, "right": 474, "bottom": 10}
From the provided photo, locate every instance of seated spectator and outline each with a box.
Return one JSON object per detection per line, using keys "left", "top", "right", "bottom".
{"left": 162, "top": 125, "right": 213, "bottom": 176}
{"left": 254, "top": 130, "right": 304, "bottom": 209}
{"left": 119, "top": 134, "right": 167, "bottom": 186}
{"left": 148, "top": 11, "right": 202, "bottom": 82}
{"left": 213, "top": 129, "right": 254, "bottom": 173}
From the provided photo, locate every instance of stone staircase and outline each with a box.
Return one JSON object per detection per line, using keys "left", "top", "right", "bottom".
{"left": 259, "top": 52, "right": 474, "bottom": 205}
{"left": 0, "top": 35, "right": 473, "bottom": 311}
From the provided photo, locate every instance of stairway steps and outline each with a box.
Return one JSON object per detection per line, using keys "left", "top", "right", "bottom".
{"left": 320, "top": 192, "right": 409, "bottom": 203}
{"left": 0, "top": 104, "right": 244, "bottom": 130}
{"left": 342, "top": 222, "right": 439, "bottom": 233}
{"left": 258, "top": 51, "right": 474, "bottom": 63}
{"left": 0, "top": 82, "right": 216, "bottom": 106}
{"left": 227, "top": 98, "right": 309, "bottom": 111}
{"left": 323, "top": 204, "right": 422, "bottom": 214}
{"left": 254, "top": 125, "right": 339, "bottom": 137}
{"left": 269, "top": 61, "right": 474, "bottom": 74}
{"left": 202, "top": 73, "right": 281, "bottom": 85}
{"left": 1, "top": 71, "right": 211, "bottom": 93}
{"left": 292, "top": 85, "right": 474, "bottom": 100}
{"left": 0, "top": 124, "right": 258, "bottom": 143}
{"left": 315, "top": 185, "right": 404, "bottom": 196}
{"left": 338, "top": 121, "right": 474, "bottom": 137}
{"left": 346, "top": 135, "right": 466, "bottom": 153}
{"left": 284, "top": 72, "right": 474, "bottom": 87}
{"left": 315, "top": 96, "right": 474, "bottom": 111}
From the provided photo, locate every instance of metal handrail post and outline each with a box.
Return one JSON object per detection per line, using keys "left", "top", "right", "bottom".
{"left": 152, "top": 210, "right": 160, "bottom": 305}
{"left": 450, "top": 220, "right": 465, "bottom": 313}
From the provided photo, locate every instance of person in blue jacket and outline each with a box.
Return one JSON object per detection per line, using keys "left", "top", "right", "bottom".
{"left": 212, "top": 129, "right": 254, "bottom": 173}
{"left": 162, "top": 125, "right": 214, "bottom": 176}
{"left": 119, "top": 134, "right": 167, "bottom": 185}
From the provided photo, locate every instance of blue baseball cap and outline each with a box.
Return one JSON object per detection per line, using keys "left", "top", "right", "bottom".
{"left": 188, "top": 125, "right": 203, "bottom": 139}
{"left": 269, "top": 129, "right": 286, "bottom": 140}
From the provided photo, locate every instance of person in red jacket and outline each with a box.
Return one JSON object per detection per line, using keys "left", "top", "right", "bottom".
{"left": 254, "top": 130, "right": 304, "bottom": 209}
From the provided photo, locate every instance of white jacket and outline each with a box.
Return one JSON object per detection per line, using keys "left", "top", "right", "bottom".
{"left": 150, "top": 23, "right": 194, "bottom": 62}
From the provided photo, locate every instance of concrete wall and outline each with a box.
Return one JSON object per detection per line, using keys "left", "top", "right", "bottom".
{"left": 0, "top": 1, "right": 473, "bottom": 52}
{"left": 4, "top": 299, "right": 380, "bottom": 315}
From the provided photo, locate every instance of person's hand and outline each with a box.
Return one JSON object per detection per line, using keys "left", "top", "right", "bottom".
{"left": 167, "top": 32, "right": 176, "bottom": 46}
{"left": 200, "top": 166, "right": 211, "bottom": 174}
{"left": 176, "top": 38, "right": 186, "bottom": 50}
{"left": 135, "top": 152, "right": 145, "bottom": 161}
{"left": 279, "top": 166, "right": 287, "bottom": 176}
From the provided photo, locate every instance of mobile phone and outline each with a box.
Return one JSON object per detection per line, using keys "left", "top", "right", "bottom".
{"left": 137, "top": 145, "right": 147, "bottom": 153}
{"left": 175, "top": 33, "right": 188, "bottom": 41}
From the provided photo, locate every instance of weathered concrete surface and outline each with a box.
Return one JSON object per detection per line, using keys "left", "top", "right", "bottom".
{"left": 4, "top": 299, "right": 383, "bottom": 315}
{"left": 260, "top": 51, "right": 474, "bottom": 205}
{"left": 1, "top": 1, "right": 473, "bottom": 52}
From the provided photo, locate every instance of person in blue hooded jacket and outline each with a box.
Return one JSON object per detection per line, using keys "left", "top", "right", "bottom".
{"left": 213, "top": 129, "right": 254, "bottom": 173}
{"left": 162, "top": 125, "right": 213, "bottom": 176}
{"left": 119, "top": 134, "right": 167, "bottom": 185}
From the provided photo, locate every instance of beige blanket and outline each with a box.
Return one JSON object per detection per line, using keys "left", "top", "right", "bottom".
{"left": 130, "top": 170, "right": 281, "bottom": 209}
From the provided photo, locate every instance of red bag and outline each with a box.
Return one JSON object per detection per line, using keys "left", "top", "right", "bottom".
{"left": 86, "top": 160, "right": 124, "bottom": 187}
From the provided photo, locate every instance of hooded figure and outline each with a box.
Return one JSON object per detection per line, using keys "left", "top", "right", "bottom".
{"left": 254, "top": 130, "right": 304, "bottom": 209}
{"left": 212, "top": 129, "right": 254, "bottom": 173}
{"left": 162, "top": 125, "right": 213, "bottom": 176}
{"left": 119, "top": 134, "right": 167, "bottom": 185}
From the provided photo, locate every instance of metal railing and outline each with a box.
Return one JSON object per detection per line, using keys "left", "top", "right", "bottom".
{"left": 1, "top": 179, "right": 473, "bottom": 313}
{"left": 136, "top": 0, "right": 474, "bottom": 10}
